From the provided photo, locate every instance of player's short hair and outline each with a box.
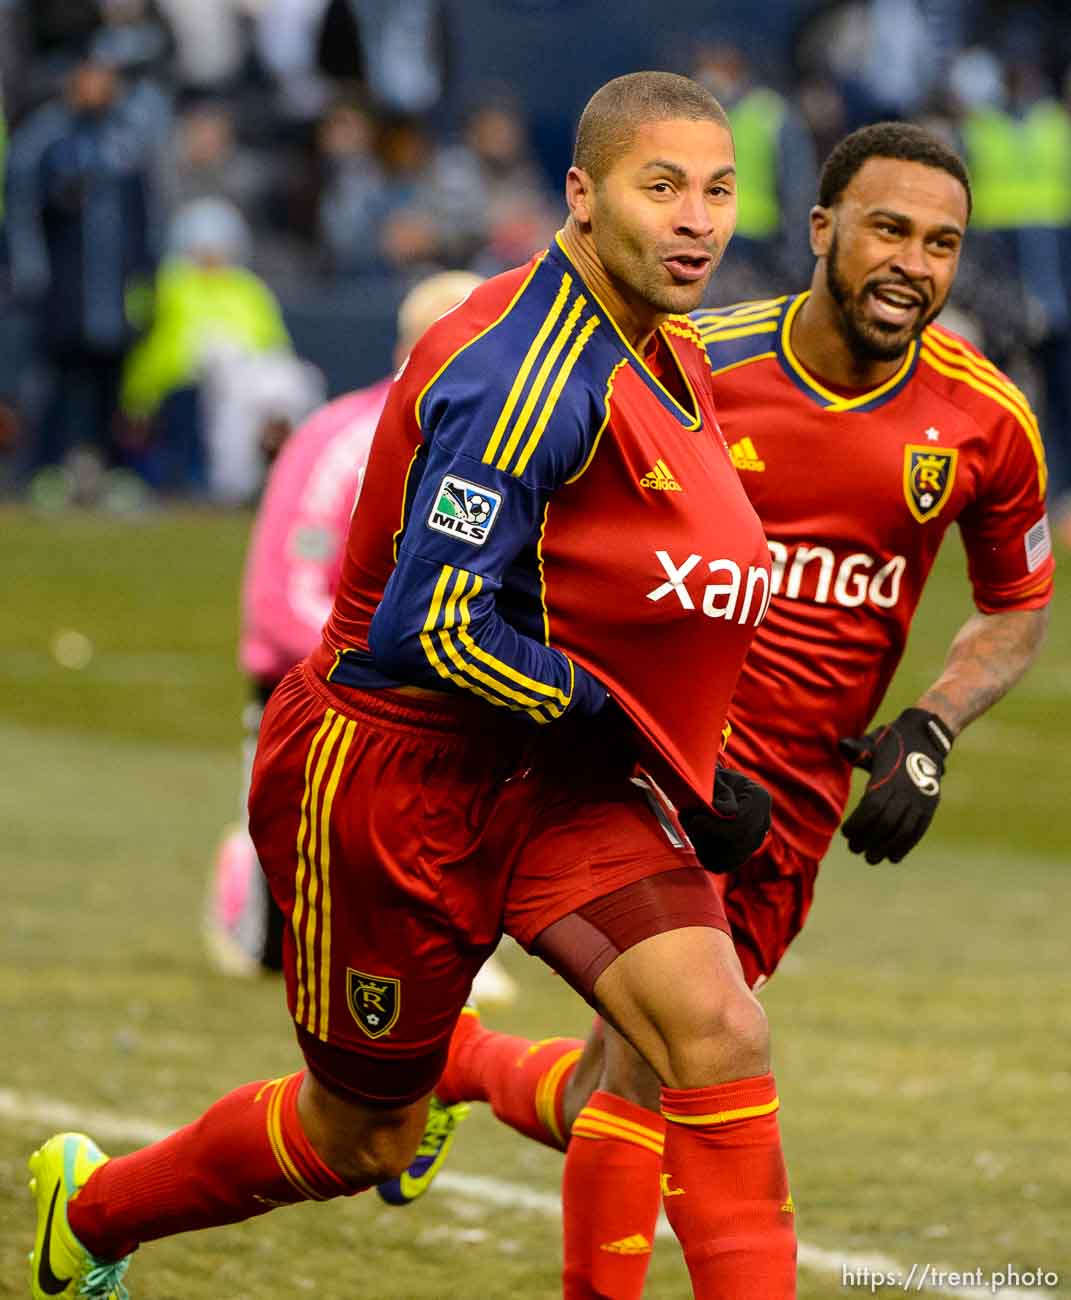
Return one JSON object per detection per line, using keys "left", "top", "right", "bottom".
{"left": 818, "top": 122, "right": 972, "bottom": 219}
{"left": 573, "top": 71, "right": 730, "bottom": 183}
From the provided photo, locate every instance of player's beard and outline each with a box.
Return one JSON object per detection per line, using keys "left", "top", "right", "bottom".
{"left": 825, "top": 232, "right": 942, "bottom": 364}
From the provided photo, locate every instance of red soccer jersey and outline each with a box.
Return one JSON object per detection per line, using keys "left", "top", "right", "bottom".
{"left": 313, "top": 239, "right": 771, "bottom": 805}
{"left": 694, "top": 294, "right": 1054, "bottom": 859}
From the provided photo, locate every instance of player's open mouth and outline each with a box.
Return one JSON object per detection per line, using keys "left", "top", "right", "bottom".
{"left": 868, "top": 283, "right": 925, "bottom": 326}
{"left": 664, "top": 253, "right": 712, "bottom": 282}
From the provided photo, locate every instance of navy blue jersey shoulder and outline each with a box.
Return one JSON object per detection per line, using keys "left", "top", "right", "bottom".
{"left": 415, "top": 245, "right": 623, "bottom": 486}
{"left": 691, "top": 297, "right": 790, "bottom": 375}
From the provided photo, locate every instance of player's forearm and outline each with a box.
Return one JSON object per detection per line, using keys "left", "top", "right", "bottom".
{"left": 369, "top": 553, "right": 608, "bottom": 721}
{"left": 915, "top": 605, "right": 1050, "bottom": 737}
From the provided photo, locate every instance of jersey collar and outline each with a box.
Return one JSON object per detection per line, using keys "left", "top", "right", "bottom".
{"left": 549, "top": 236, "right": 702, "bottom": 430}
{"left": 776, "top": 291, "right": 919, "bottom": 412}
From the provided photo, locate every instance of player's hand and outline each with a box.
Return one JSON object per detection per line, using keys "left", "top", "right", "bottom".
{"left": 839, "top": 707, "right": 953, "bottom": 864}
{"left": 680, "top": 767, "right": 772, "bottom": 873}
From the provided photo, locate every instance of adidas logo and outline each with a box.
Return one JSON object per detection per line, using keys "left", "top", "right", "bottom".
{"left": 730, "top": 437, "right": 765, "bottom": 472}
{"left": 600, "top": 1234, "right": 653, "bottom": 1255}
{"left": 640, "top": 459, "right": 682, "bottom": 491}
{"left": 781, "top": 1194, "right": 796, "bottom": 1214}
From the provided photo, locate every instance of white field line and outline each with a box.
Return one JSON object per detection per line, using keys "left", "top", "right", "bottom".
{"left": 0, "top": 1089, "right": 1042, "bottom": 1299}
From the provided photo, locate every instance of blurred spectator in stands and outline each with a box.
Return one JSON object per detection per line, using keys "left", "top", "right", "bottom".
{"left": 169, "top": 98, "right": 273, "bottom": 227}
{"left": 960, "top": 39, "right": 1071, "bottom": 536}
{"left": 316, "top": 0, "right": 446, "bottom": 115}
{"left": 434, "top": 96, "right": 559, "bottom": 273}
{"left": 91, "top": 0, "right": 174, "bottom": 86}
{"left": 313, "top": 98, "right": 387, "bottom": 273}
{"left": 6, "top": 53, "right": 157, "bottom": 481}
{"left": 256, "top": 0, "right": 333, "bottom": 125}
{"left": 369, "top": 114, "right": 448, "bottom": 276}
{"left": 0, "top": 2, "right": 23, "bottom": 120}
{"left": 119, "top": 197, "right": 296, "bottom": 496}
{"left": 153, "top": 0, "right": 253, "bottom": 95}
{"left": 694, "top": 42, "right": 816, "bottom": 295}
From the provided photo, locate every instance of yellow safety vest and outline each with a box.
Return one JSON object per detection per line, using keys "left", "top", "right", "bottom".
{"left": 728, "top": 88, "right": 784, "bottom": 240}
{"left": 964, "top": 101, "right": 1071, "bottom": 228}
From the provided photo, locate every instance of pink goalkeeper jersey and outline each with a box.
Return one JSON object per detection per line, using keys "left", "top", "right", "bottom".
{"left": 239, "top": 380, "right": 390, "bottom": 683}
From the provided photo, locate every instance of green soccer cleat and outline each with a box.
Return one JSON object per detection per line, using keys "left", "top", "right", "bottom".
{"left": 376, "top": 1096, "right": 470, "bottom": 1207}
{"left": 28, "top": 1133, "right": 132, "bottom": 1299}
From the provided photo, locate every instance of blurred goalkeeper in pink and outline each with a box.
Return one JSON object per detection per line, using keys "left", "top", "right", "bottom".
{"left": 206, "top": 271, "right": 483, "bottom": 976}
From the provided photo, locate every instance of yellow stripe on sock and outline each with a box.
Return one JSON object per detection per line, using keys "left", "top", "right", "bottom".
{"left": 572, "top": 1113, "right": 665, "bottom": 1157}
{"left": 662, "top": 1097, "right": 780, "bottom": 1126}
{"left": 534, "top": 1047, "right": 582, "bottom": 1147}
{"left": 265, "top": 1074, "right": 326, "bottom": 1201}
{"left": 578, "top": 1106, "right": 666, "bottom": 1146}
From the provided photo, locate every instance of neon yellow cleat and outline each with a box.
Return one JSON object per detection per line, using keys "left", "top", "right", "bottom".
{"left": 376, "top": 1096, "right": 470, "bottom": 1207}
{"left": 28, "top": 1133, "right": 132, "bottom": 1299}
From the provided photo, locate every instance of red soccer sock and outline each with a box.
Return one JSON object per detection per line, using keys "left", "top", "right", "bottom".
{"left": 436, "top": 1008, "right": 582, "bottom": 1150}
{"left": 660, "top": 1073, "right": 797, "bottom": 1299}
{"left": 562, "top": 1090, "right": 664, "bottom": 1300}
{"left": 68, "top": 1072, "right": 352, "bottom": 1260}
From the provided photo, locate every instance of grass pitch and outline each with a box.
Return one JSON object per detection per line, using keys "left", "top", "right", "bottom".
{"left": 0, "top": 506, "right": 1067, "bottom": 1299}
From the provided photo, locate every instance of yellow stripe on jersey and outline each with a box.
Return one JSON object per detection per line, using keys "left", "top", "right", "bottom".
{"left": 392, "top": 445, "right": 423, "bottom": 562}
{"left": 780, "top": 293, "right": 917, "bottom": 410}
{"left": 495, "top": 293, "right": 587, "bottom": 472}
{"left": 452, "top": 570, "right": 569, "bottom": 713}
{"left": 418, "top": 567, "right": 522, "bottom": 713}
{"left": 663, "top": 1097, "right": 780, "bottom": 1126}
{"left": 436, "top": 570, "right": 547, "bottom": 714}
{"left": 554, "top": 232, "right": 698, "bottom": 428}
{"left": 920, "top": 331, "right": 1047, "bottom": 494}
{"left": 415, "top": 251, "right": 546, "bottom": 432}
{"left": 315, "top": 716, "right": 355, "bottom": 1040}
{"left": 565, "top": 359, "right": 627, "bottom": 483}
{"left": 698, "top": 320, "right": 779, "bottom": 343}
{"left": 482, "top": 271, "right": 572, "bottom": 467}
{"left": 708, "top": 350, "right": 776, "bottom": 379}
{"left": 419, "top": 564, "right": 568, "bottom": 721}
{"left": 293, "top": 710, "right": 338, "bottom": 1030}
{"left": 298, "top": 711, "right": 346, "bottom": 1036}
{"left": 693, "top": 296, "right": 788, "bottom": 331}
{"left": 513, "top": 313, "right": 601, "bottom": 475}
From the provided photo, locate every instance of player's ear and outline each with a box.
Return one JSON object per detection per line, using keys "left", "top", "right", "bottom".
{"left": 810, "top": 204, "right": 833, "bottom": 257}
{"left": 566, "top": 165, "right": 596, "bottom": 226}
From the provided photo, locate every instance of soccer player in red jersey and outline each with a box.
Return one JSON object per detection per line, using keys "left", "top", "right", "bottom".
{"left": 423, "top": 123, "right": 1054, "bottom": 1299}
{"left": 27, "top": 73, "right": 798, "bottom": 1300}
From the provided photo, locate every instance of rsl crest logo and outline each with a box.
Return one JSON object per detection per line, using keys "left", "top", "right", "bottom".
{"left": 903, "top": 445, "right": 958, "bottom": 523}
{"left": 346, "top": 968, "right": 400, "bottom": 1039}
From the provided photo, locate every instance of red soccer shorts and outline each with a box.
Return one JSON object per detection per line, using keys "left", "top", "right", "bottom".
{"left": 717, "top": 830, "right": 819, "bottom": 989}
{"left": 248, "top": 665, "right": 729, "bottom": 1105}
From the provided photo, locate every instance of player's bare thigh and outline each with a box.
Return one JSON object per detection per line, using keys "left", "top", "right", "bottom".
{"left": 593, "top": 925, "right": 768, "bottom": 1089}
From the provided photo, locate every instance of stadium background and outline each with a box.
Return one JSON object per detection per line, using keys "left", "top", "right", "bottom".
{"left": 1, "top": 2, "right": 1069, "bottom": 1297}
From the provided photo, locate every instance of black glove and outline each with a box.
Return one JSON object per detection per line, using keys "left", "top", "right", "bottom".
{"left": 839, "top": 707, "right": 953, "bottom": 864}
{"left": 680, "top": 767, "right": 772, "bottom": 873}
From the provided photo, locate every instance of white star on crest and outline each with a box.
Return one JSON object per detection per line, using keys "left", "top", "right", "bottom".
{"left": 924, "top": 426, "right": 940, "bottom": 442}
